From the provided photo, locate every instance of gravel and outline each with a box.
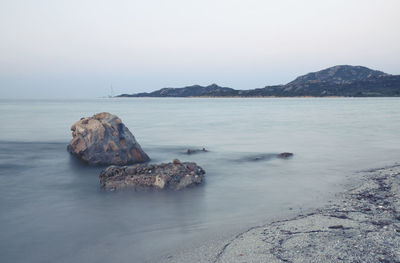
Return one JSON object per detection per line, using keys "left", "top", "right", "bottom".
{"left": 161, "top": 164, "right": 400, "bottom": 263}
{"left": 213, "top": 165, "right": 400, "bottom": 263}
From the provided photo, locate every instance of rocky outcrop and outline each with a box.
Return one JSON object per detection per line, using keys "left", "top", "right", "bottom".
{"left": 67, "top": 112, "right": 149, "bottom": 165}
{"left": 99, "top": 159, "right": 205, "bottom": 190}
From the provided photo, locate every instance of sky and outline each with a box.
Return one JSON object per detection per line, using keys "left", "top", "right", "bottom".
{"left": 1, "top": 0, "right": 400, "bottom": 98}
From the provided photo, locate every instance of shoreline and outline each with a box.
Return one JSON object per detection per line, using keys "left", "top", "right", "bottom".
{"left": 189, "top": 96, "right": 347, "bottom": 98}
{"left": 114, "top": 96, "right": 400, "bottom": 99}
{"left": 161, "top": 164, "right": 400, "bottom": 262}
{"left": 117, "top": 96, "right": 351, "bottom": 98}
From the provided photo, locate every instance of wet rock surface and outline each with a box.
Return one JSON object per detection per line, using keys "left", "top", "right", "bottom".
{"left": 67, "top": 112, "right": 149, "bottom": 165}
{"left": 186, "top": 148, "right": 208, "bottom": 154}
{"left": 213, "top": 165, "right": 400, "bottom": 263}
{"left": 238, "top": 153, "right": 294, "bottom": 162}
{"left": 277, "top": 152, "right": 294, "bottom": 158}
{"left": 247, "top": 153, "right": 277, "bottom": 162}
{"left": 99, "top": 159, "right": 205, "bottom": 191}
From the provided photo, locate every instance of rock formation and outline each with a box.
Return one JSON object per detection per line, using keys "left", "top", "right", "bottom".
{"left": 99, "top": 159, "right": 205, "bottom": 190}
{"left": 67, "top": 112, "right": 149, "bottom": 165}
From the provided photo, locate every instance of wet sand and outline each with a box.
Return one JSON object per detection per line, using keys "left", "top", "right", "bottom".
{"left": 161, "top": 164, "right": 400, "bottom": 263}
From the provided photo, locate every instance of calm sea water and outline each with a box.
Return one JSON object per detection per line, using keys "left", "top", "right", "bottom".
{"left": 1, "top": 98, "right": 400, "bottom": 262}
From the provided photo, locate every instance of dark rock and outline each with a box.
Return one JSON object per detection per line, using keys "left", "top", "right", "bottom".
{"left": 277, "top": 152, "right": 294, "bottom": 158}
{"left": 186, "top": 148, "right": 208, "bottom": 154}
{"left": 238, "top": 153, "right": 276, "bottom": 163}
{"left": 67, "top": 112, "right": 150, "bottom": 165}
{"left": 99, "top": 159, "right": 205, "bottom": 191}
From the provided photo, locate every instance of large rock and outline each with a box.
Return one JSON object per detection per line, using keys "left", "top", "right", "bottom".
{"left": 67, "top": 112, "right": 149, "bottom": 165}
{"left": 99, "top": 159, "right": 205, "bottom": 190}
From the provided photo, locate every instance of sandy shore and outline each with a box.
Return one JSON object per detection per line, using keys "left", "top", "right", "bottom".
{"left": 161, "top": 164, "right": 400, "bottom": 263}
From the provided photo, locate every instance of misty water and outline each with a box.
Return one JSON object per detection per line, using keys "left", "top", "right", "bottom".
{"left": 1, "top": 98, "right": 400, "bottom": 262}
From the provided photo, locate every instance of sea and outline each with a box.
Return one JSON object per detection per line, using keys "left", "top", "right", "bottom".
{"left": 1, "top": 98, "right": 400, "bottom": 262}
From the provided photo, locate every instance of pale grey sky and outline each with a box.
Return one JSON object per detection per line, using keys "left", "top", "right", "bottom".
{"left": 1, "top": 0, "right": 400, "bottom": 98}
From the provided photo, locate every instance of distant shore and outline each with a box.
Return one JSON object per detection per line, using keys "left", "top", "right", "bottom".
{"left": 161, "top": 164, "right": 400, "bottom": 262}
{"left": 116, "top": 95, "right": 349, "bottom": 98}
{"left": 188, "top": 96, "right": 347, "bottom": 98}
{"left": 117, "top": 65, "right": 400, "bottom": 98}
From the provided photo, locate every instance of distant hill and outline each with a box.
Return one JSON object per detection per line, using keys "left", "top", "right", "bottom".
{"left": 256, "top": 75, "right": 400, "bottom": 97}
{"left": 118, "top": 65, "right": 400, "bottom": 97}
{"left": 118, "top": 84, "right": 235, "bottom": 97}
{"left": 287, "top": 65, "right": 387, "bottom": 86}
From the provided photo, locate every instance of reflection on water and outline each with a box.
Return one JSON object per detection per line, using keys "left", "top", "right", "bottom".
{"left": 1, "top": 98, "right": 400, "bottom": 262}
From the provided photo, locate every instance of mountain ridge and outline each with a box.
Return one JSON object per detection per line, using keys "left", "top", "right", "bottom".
{"left": 118, "top": 65, "right": 400, "bottom": 97}
{"left": 125, "top": 83, "right": 235, "bottom": 97}
{"left": 287, "top": 65, "right": 388, "bottom": 86}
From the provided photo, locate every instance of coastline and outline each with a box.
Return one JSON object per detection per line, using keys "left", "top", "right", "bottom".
{"left": 188, "top": 96, "right": 347, "bottom": 98}
{"left": 114, "top": 95, "right": 400, "bottom": 98}
{"left": 160, "top": 164, "right": 400, "bottom": 262}
{"left": 117, "top": 96, "right": 349, "bottom": 98}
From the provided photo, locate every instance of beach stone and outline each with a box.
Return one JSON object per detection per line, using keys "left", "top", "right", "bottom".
{"left": 67, "top": 112, "right": 150, "bottom": 165}
{"left": 99, "top": 159, "right": 205, "bottom": 190}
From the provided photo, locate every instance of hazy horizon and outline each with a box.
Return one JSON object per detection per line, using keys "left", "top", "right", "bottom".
{"left": 1, "top": 0, "right": 400, "bottom": 98}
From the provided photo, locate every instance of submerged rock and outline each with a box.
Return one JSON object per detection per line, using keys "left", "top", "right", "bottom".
{"left": 237, "top": 153, "right": 292, "bottom": 162}
{"left": 277, "top": 152, "right": 294, "bottom": 158}
{"left": 99, "top": 159, "right": 205, "bottom": 191}
{"left": 67, "top": 112, "right": 150, "bottom": 165}
{"left": 186, "top": 148, "right": 208, "bottom": 154}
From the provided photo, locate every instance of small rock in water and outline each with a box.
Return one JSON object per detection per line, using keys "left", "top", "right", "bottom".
{"left": 186, "top": 148, "right": 208, "bottom": 154}
{"left": 99, "top": 159, "right": 205, "bottom": 191}
{"left": 277, "top": 152, "right": 294, "bottom": 158}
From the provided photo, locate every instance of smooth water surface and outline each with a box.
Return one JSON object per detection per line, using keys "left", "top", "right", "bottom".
{"left": 1, "top": 98, "right": 400, "bottom": 262}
